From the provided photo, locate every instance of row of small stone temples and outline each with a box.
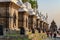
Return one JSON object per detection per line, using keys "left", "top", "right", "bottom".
{"left": 0, "top": 0, "right": 48, "bottom": 40}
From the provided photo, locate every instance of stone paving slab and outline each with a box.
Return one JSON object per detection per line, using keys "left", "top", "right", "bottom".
{"left": 44, "top": 37, "right": 60, "bottom": 40}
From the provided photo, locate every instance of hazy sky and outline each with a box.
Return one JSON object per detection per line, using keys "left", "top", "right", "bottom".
{"left": 37, "top": 0, "right": 60, "bottom": 28}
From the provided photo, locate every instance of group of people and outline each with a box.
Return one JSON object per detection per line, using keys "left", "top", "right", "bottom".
{"left": 19, "top": 27, "right": 57, "bottom": 38}
{"left": 47, "top": 31, "right": 57, "bottom": 38}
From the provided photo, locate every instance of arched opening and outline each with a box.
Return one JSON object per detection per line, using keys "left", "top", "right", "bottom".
{"left": 20, "top": 27, "right": 25, "bottom": 35}
{"left": 31, "top": 27, "right": 35, "bottom": 34}
{"left": 0, "top": 25, "right": 3, "bottom": 35}
{"left": 13, "top": 13, "right": 16, "bottom": 27}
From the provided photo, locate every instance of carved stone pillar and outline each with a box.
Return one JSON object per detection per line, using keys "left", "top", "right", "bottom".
{"left": 40, "top": 21, "right": 43, "bottom": 31}
{"left": 28, "top": 15, "right": 37, "bottom": 33}
{"left": 36, "top": 19, "right": 40, "bottom": 33}
{"left": 18, "top": 11, "right": 29, "bottom": 28}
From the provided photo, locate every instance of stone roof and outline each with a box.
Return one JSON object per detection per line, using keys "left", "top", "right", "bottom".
{"left": 0, "top": 0, "right": 10, "bottom": 2}
{"left": 19, "top": 7, "right": 28, "bottom": 12}
{"left": 24, "top": 2, "right": 32, "bottom": 9}
{"left": 19, "top": 2, "right": 36, "bottom": 15}
{"left": 17, "top": 0, "right": 26, "bottom": 7}
{"left": 18, "top": 0, "right": 29, "bottom": 12}
{"left": 37, "top": 16, "right": 40, "bottom": 19}
{"left": 36, "top": 14, "right": 40, "bottom": 19}
{"left": 0, "top": 0, "right": 18, "bottom": 3}
{"left": 0, "top": 0, "right": 23, "bottom": 7}
{"left": 28, "top": 9, "right": 36, "bottom": 15}
{"left": 24, "top": 2, "right": 36, "bottom": 15}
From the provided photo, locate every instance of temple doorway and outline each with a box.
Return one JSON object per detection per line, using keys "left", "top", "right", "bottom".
{"left": 0, "top": 25, "right": 3, "bottom": 35}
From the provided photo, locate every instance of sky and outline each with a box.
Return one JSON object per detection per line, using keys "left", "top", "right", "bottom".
{"left": 37, "top": 0, "right": 60, "bottom": 28}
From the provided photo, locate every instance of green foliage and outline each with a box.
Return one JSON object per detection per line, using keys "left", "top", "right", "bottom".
{"left": 22, "top": 0, "right": 28, "bottom": 3}
{"left": 22, "top": 0, "right": 38, "bottom": 8}
{"left": 29, "top": 0, "right": 38, "bottom": 8}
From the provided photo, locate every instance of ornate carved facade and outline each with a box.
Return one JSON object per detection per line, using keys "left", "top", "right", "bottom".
{"left": 0, "top": 0, "right": 20, "bottom": 35}
{"left": 0, "top": 0, "right": 49, "bottom": 35}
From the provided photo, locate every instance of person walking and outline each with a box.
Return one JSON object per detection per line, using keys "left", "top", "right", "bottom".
{"left": 50, "top": 32, "right": 52, "bottom": 38}
{"left": 46, "top": 31, "right": 49, "bottom": 37}
{"left": 53, "top": 32, "right": 57, "bottom": 38}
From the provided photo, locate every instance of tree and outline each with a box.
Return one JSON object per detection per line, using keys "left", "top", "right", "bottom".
{"left": 29, "top": 0, "right": 38, "bottom": 8}
{"left": 22, "top": 0, "right": 38, "bottom": 8}
{"left": 22, "top": 0, "right": 29, "bottom": 3}
{"left": 50, "top": 20, "right": 57, "bottom": 33}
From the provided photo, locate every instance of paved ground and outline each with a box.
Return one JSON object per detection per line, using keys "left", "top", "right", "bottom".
{"left": 44, "top": 37, "right": 60, "bottom": 40}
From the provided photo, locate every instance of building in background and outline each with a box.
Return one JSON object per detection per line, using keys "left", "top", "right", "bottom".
{"left": 50, "top": 20, "right": 57, "bottom": 33}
